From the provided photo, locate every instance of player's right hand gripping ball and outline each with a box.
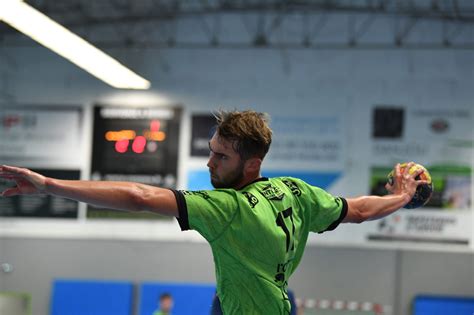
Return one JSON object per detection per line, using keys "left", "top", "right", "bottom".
{"left": 387, "top": 163, "right": 434, "bottom": 209}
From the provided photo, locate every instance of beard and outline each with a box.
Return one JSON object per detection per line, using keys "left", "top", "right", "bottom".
{"left": 210, "top": 161, "right": 245, "bottom": 189}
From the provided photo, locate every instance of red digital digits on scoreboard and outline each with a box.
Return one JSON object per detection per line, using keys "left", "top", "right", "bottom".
{"left": 104, "top": 120, "right": 166, "bottom": 154}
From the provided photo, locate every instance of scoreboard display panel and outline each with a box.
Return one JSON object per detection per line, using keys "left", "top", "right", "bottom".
{"left": 89, "top": 105, "right": 182, "bottom": 218}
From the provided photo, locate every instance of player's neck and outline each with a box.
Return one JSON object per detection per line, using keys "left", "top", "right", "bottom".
{"left": 234, "top": 172, "right": 262, "bottom": 190}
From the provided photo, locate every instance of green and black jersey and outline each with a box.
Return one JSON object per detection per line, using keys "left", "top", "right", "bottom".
{"left": 173, "top": 177, "right": 347, "bottom": 315}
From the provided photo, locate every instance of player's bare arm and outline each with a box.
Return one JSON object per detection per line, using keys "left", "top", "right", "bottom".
{"left": 343, "top": 162, "right": 429, "bottom": 223}
{"left": 0, "top": 165, "right": 178, "bottom": 217}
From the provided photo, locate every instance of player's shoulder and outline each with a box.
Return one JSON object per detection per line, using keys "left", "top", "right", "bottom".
{"left": 238, "top": 176, "right": 304, "bottom": 192}
{"left": 270, "top": 176, "right": 310, "bottom": 190}
{"left": 179, "top": 188, "right": 241, "bottom": 203}
{"left": 269, "top": 176, "right": 325, "bottom": 200}
{"left": 242, "top": 176, "right": 310, "bottom": 198}
{"left": 270, "top": 176, "right": 306, "bottom": 184}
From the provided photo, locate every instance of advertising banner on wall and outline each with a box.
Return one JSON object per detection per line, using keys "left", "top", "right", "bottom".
{"left": 264, "top": 112, "right": 346, "bottom": 189}
{"left": 367, "top": 106, "right": 472, "bottom": 246}
{"left": 0, "top": 106, "right": 83, "bottom": 218}
{"left": 0, "top": 106, "right": 83, "bottom": 168}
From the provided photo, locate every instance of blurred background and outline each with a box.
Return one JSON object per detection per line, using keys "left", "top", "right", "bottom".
{"left": 0, "top": 0, "right": 473, "bottom": 314}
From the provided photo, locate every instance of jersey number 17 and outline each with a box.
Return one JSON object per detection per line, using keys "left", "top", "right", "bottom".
{"left": 276, "top": 207, "right": 295, "bottom": 253}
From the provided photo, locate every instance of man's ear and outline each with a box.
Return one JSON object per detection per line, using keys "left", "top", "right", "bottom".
{"left": 245, "top": 157, "right": 262, "bottom": 173}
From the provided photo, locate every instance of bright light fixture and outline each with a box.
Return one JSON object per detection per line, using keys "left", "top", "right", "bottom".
{"left": 0, "top": 0, "right": 151, "bottom": 89}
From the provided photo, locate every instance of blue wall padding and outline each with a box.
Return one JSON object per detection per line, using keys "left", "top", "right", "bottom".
{"left": 50, "top": 279, "right": 133, "bottom": 315}
{"left": 187, "top": 170, "right": 214, "bottom": 190}
{"left": 139, "top": 282, "right": 216, "bottom": 315}
{"left": 413, "top": 295, "right": 474, "bottom": 315}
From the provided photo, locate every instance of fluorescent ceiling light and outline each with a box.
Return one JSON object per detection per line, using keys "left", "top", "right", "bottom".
{"left": 0, "top": 0, "right": 151, "bottom": 90}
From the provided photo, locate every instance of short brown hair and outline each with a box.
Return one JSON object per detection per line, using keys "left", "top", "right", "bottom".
{"left": 214, "top": 109, "right": 272, "bottom": 160}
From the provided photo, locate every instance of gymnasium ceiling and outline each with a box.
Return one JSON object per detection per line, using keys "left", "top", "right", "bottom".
{"left": 1, "top": 0, "right": 473, "bottom": 49}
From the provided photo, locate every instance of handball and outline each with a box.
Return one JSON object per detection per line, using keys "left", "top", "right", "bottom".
{"left": 387, "top": 163, "right": 433, "bottom": 209}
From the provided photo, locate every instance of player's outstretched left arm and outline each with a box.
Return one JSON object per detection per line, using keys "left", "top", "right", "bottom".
{"left": 343, "top": 162, "right": 429, "bottom": 223}
{"left": 0, "top": 165, "right": 179, "bottom": 217}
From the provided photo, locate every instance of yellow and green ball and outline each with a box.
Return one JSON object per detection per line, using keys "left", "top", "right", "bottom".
{"left": 387, "top": 163, "right": 433, "bottom": 209}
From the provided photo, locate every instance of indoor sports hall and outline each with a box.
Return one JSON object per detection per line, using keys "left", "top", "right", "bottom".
{"left": 0, "top": 1, "right": 473, "bottom": 315}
